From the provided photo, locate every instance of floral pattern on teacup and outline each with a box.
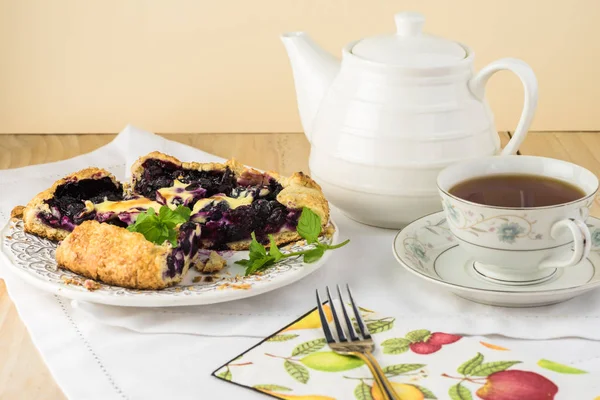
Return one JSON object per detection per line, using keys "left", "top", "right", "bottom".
{"left": 591, "top": 228, "right": 600, "bottom": 247}
{"left": 442, "top": 200, "right": 543, "bottom": 244}
{"left": 442, "top": 195, "right": 597, "bottom": 246}
{"left": 497, "top": 222, "right": 526, "bottom": 244}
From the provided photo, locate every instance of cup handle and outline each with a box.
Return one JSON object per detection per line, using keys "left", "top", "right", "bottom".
{"left": 539, "top": 219, "right": 591, "bottom": 269}
{"left": 468, "top": 58, "right": 538, "bottom": 155}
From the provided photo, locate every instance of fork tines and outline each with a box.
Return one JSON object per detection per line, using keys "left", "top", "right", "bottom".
{"left": 316, "top": 284, "right": 371, "bottom": 344}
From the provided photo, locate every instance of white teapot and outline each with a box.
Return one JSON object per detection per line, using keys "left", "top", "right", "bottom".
{"left": 281, "top": 12, "right": 538, "bottom": 228}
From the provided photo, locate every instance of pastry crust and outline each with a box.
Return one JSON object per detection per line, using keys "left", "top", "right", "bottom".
{"left": 56, "top": 221, "right": 179, "bottom": 290}
{"left": 274, "top": 171, "right": 329, "bottom": 225}
{"left": 21, "top": 168, "right": 121, "bottom": 241}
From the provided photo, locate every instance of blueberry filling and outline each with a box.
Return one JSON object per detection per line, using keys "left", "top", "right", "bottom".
{"left": 134, "top": 158, "right": 297, "bottom": 249}
{"left": 194, "top": 199, "right": 302, "bottom": 249}
{"left": 135, "top": 159, "right": 238, "bottom": 199}
{"left": 166, "top": 221, "right": 201, "bottom": 278}
{"left": 178, "top": 168, "right": 237, "bottom": 198}
{"left": 39, "top": 177, "right": 123, "bottom": 231}
{"left": 136, "top": 158, "right": 284, "bottom": 201}
{"left": 38, "top": 159, "right": 302, "bottom": 253}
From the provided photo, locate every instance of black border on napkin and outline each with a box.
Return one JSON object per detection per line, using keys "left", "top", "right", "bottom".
{"left": 211, "top": 305, "right": 323, "bottom": 400}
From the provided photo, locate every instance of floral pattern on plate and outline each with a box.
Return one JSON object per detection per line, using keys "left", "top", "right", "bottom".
{"left": 0, "top": 219, "right": 336, "bottom": 306}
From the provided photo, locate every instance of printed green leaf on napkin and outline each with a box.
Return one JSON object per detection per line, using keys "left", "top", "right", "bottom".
{"left": 284, "top": 360, "right": 309, "bottom": 384}
{"left": 449, "top": 383, "right": 472, "bottom": 400}
{"left": 537, "top": 359, "right": 588, "bottom": 374}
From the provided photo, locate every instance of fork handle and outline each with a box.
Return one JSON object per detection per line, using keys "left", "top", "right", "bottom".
{"left": 352, "top": 352, "right": 400, "bottom": 400}
{"left": 365, "top": 351, "right": 401, "bottom": 400}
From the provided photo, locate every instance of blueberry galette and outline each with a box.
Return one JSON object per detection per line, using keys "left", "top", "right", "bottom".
{"left": 15, "top": 152, "right": 330, "bottom": 289}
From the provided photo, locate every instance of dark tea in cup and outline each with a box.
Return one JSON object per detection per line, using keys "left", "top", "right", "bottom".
{"left": 449, "top": 174, "right": 585, "bottom": 208}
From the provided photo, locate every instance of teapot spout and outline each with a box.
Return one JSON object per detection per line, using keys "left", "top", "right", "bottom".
{"left": 281, "top": 32, "right": 340, "bottom": 142}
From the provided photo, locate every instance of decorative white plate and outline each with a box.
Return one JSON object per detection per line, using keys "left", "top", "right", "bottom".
{"left": 0, "top": 219, "right": 338, "bottom": 307}
{"left": 392, "top": 211, "right": 600, "bottom": 307}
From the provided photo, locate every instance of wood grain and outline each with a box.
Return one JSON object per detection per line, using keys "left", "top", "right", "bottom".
{"left": 0, "top": 133, "right": 310, "bottom": 176}
{"left": 0, "top": 131, "right": 597, "bottom": 399}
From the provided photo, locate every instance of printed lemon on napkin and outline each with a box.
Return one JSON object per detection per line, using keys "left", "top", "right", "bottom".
{"left": 213, "top": 306, "right": 599, "bottom": 399}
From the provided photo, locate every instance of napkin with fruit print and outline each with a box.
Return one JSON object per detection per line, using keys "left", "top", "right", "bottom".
{"left": 213, "top": 304, "right": 600, "bottom": 399}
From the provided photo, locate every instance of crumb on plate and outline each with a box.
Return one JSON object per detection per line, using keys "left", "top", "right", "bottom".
{"left": 195, "top": 251, "right": 227, "bottom": 273}
{"left": 83, "top": 279, "right": 101, "bottom": 291}
{"left": 61, "top": 276, "right": 83, "bottom": 286}
{"left": 217, "top": 282, "right": 252, "bottom": 290}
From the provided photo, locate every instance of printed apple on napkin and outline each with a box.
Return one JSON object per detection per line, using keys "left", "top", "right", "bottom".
{"left": 213, "top": 305, "right": 600, "bottom": 399}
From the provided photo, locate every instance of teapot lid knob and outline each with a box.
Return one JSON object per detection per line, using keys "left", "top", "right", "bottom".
{"left": 395, "top": 12, "right": 425, "bottom": 36}
{"left": 351, "top": 11, "right": 465, "bottom": 66}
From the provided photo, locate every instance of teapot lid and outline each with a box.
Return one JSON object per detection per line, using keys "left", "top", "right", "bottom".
{"left": 351, "top": 12, "right": 466, "bottom": 67}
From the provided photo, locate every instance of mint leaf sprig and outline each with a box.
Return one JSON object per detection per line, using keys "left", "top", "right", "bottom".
{"left": 127, "top": 205, "right": 191, "bottom": 246}
{"left": 236, "top": 207, "right": 349, "bottom": 276}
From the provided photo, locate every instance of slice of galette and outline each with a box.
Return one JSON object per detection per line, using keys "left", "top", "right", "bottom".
{"left": 124, "top": 151, "right": 330, "bottom": 250}
{"left": 19, "top": 168, "right": 124, "bottom": 241}
{"left": 56, "top": 220, "right": 202, "bottom": 289}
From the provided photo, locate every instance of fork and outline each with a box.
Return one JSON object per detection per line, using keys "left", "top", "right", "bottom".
{"left": 316, "top": 285, "right": 399, "bottom": 400}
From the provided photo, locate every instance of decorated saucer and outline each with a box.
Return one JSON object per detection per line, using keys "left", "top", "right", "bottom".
{"left": 392, "top": 211, "right": 600, "bottom": 307}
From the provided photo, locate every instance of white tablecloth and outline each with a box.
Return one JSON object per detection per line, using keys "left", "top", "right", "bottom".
{"left": 1, "top": 125, "right": 600, "bottom": 399}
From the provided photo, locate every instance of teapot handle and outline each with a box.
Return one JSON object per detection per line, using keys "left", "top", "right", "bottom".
{"left": 468, "top": 58, "right": 538, "bottom": 155}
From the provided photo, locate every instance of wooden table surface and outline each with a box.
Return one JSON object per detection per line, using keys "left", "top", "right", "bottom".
{"left": 1, "top": 132, "right": 599, "bottom": 399}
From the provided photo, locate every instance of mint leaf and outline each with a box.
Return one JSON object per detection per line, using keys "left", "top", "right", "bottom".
{"left": 134, "top": 209, "right": 151, "bottom": 225}
{"left": 297, "top": 207, "right": 321, "bottom": 243}
{"left": 245, "top": 255, "right": 275, "bottom": 275}
{"left": 303, "top": 246, "right": 324, "bottom": 263}
{"left": 235, "top": 259, "right": 251, "bottom": 266}
{"left": 268, "top": 234, "right": 284, "bottom": 261}
{"left": 159, "top": 205, "right": 171, "bottom": 220}
{"left": 167, "top": 229, "right": 178, "bottom": 247}
{"left": 324, "top": 239, "right": 350, "bottom": 250}
{"left": 249, "top": 232, "right": 267, "bottom": 257}
{"left": 133, "top": 219, "right": 163, "bottom": 243}
{"left": 126, "top": 205, "right": 191, "bottom": 246}
{"left": 159, "top": 205, "right": 189, "bottom": 227}
{"left": 173, "top": 205, "right": 191, "bottom": 221}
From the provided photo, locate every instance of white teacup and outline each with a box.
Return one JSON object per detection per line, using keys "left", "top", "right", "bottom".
{"left": 438, "top": 156, "right": 598, "bottom": 285}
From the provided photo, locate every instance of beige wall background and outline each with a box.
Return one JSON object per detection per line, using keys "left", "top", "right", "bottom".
{"left": 0, "top": 0, "right": 598, "bottom": 134}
